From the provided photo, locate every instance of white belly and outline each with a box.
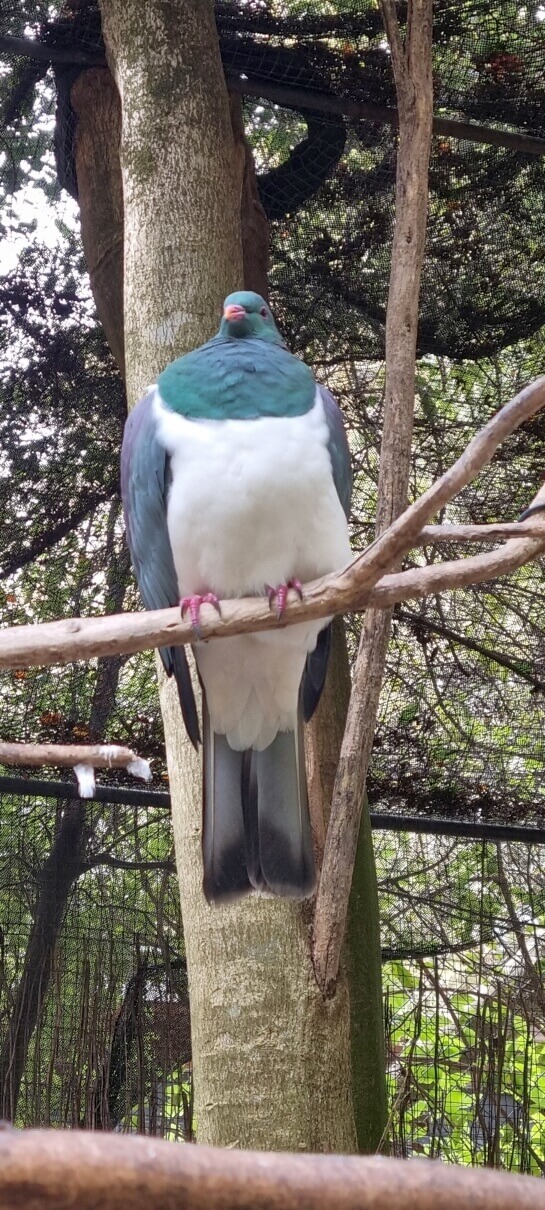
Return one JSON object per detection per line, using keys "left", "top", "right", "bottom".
{"left": 154, "top": 387, "right": 351, "bottom": 748}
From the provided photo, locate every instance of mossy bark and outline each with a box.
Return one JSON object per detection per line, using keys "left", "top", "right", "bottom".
{"left": 99, "top": 0, "right": 356, "bottom": 1151}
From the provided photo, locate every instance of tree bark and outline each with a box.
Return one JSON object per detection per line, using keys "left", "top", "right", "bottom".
{"left": 99, "top": 0, "right": 356, "bottom": 1151}
{"left": 3, "top": 1130, "right": 545, "bottom": 1210}
{"left": 229, "top": 92, "right": 270, "bottom": 300}
{"left": 70, "top": 67, "right": 125, "bottom": 375}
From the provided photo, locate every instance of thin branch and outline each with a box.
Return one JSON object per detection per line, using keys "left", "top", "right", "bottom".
{"left": 1, "top": 488, "right": 117, "bottom": 577}
{"left": 397, "top": 607, "right": 545, "bottom": 693}
{"left": 373, "top": 530, "right": 545, "bottom": 606}
{"left": 80, "top": 854, "right": 175, "bottom": 873}
{"left": 0, "top": 742, "right": 150, "bottom": 775}
{"left": 495, "top": 843, "right": 545, "bottom": 1017}
{"left": 419, "top": 521, "right": 545, "bottom": 542}
{"left": 378, "top": 1, "right": 407, "bottom": 92}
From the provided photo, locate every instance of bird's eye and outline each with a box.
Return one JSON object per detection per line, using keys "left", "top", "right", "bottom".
{"left": 260, "top": 307, "right": 268, "bottom": 318}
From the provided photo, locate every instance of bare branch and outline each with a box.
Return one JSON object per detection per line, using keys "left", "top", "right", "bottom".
{"left": 419, "top": 521, "right": 545, "bottom": 543}
{"left": 81, "top": 854, "right": 176, "bottom": 874}
{"left": 0, "top": 382, "right": 543, "bottom": 672}
{"left": 379, "top": 1, "right": 407, "bottom": 91}
{"left": 397, "top": 607, "right": 545, "bottom": 693}
{"left": 0, "top": 742, "right": 150, "bottom": 775}
{"left": 228, "top": 77, "right": 545, "bottom": 158}
{"left": 0, "top": 529, "right": 543, "bottom": 671}
{"left": 375, "top": 529, "right": 545, "bottom": 606}
{"left": 1, "top": 1128, "right": 544, "bottom": 1209}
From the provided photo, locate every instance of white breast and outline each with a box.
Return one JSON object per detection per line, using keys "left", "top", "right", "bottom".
{"left": 154, "top": 386, "right": 351, "bottom": 749}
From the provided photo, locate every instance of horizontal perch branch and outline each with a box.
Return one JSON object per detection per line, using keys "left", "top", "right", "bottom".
{"left": 228, "top": 76, "right": 545, "bottom": 158}
{"left": 0, "top": 1130, "right": 544, "bottom": 1210}
{"left": 0, "top": 742, "right": 152, "bottom": 798}
{"left": 2, "top": 36, "right": 544, "bottom": 156}
{"left": 0, "top": 377, "right": 543, "bottom": 672}
{"left": 0, "top": 528, "right": 544, "bottom": 672}
{"left": 0, "top": 741, "right": 148, "bottom": 771}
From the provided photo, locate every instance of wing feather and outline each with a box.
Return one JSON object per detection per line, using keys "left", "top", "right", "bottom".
{"left": 302, "top": 385, "right": 352, "bottom": 720}
{"left": 121, "top": 391, "right": 200, "bottom": 747}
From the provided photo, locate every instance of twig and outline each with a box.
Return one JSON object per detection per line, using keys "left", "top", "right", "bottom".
{"left": 396, "top": 607, "right": 545, "bottom": 693}
{"left": 80, "top": 854, "right": 176, "bottom": 873}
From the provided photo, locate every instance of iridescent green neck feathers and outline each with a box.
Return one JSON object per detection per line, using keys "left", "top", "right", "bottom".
{"left": 157, "top": 291, "right": 316, "bottom": 421}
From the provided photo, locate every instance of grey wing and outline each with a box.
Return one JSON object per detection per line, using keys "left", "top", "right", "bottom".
{"left": 319, "top": 384, "right": 352, "bottom": 521}
{"left": 120, "top": 391, "right": 200, "bottom": 747}
{"left": 302, "top": 385, "right": 352, "bottom": 722}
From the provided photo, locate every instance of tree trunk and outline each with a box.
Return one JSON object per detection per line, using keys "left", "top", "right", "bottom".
{"left": 71, "top": 67, "right": 125, "bottom": 376}
{"left": 99, "top": 0, "right": 357, "bottom": 1151}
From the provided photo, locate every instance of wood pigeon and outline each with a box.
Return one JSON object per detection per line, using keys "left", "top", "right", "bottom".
{"left": 121, "top": 291, "right": 352, "bottom": 903}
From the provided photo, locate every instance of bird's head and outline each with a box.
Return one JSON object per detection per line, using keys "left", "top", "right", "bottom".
{"left": 219, "top": 291, "right": 283, "bottom": 344}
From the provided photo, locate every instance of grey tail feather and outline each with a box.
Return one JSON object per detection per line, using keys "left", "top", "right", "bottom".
{"left": 161, "top": 644, "right": 200, "bottom": 749}
{"left": 202, "top": 701, "right": 252, "bottom": 902}
{"left": 202, "top": 702, "right": 315, "bottom": 903}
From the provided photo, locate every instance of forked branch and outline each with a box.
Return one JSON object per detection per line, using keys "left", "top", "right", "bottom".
{"left": 0, "top": 378, "right": 544, "bottom": 672}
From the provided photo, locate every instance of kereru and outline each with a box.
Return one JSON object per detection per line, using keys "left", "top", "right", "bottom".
{"left": 121, "top": 291, "right": 352, "bottom": 903}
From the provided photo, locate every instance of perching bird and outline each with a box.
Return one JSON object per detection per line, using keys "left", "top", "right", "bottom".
{"left": 121, "top": 291, "right": 352, "bottom": 903}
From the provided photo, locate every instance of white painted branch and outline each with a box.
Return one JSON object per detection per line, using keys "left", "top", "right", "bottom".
{"left": 0, "top": 742, "right": 152, "bottom": 799}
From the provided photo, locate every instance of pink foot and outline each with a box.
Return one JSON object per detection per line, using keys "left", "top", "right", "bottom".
{"left": 265, "top": 579, "right": 303, "bottom": 618}
{"left": 180, "top": 592, "right": 221, "bottom": 637}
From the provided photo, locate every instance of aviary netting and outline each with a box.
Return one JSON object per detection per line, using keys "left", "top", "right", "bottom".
{"left": 0, "top": 0, "right": 544, "bottom": 1165}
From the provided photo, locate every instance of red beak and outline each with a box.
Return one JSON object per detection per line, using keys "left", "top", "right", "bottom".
{"left": 223, "top": 304, "right": 246, "bottom": 322}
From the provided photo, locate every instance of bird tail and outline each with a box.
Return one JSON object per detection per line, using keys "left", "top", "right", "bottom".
{"left": 202, "top": 701, "right": 315, "bottom": 903}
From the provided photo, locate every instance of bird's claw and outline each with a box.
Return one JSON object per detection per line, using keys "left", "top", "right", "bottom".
{"left": 180, "top": 593, "right": 221, "bottom": 637}
{"left": 265, "top": 579, "right": 303, "bottom": 619}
